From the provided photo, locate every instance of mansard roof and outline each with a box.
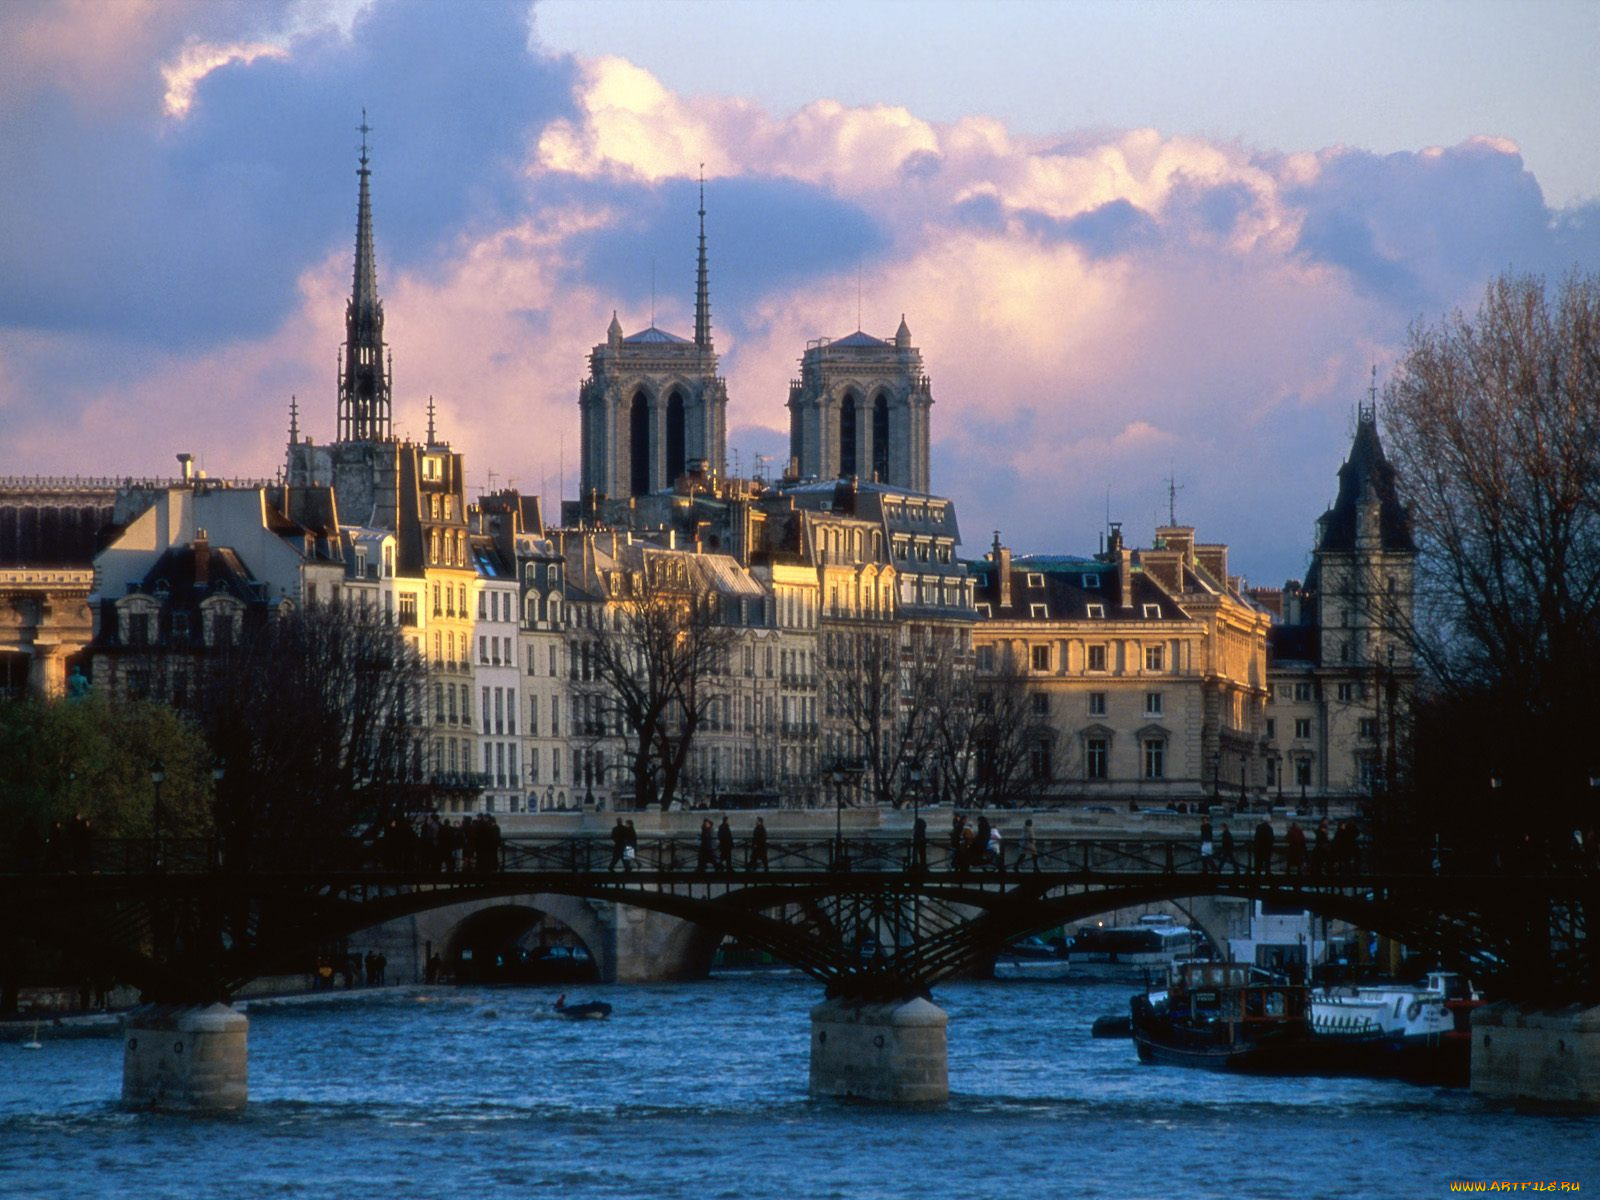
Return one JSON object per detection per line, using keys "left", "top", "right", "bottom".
{"left": 136, "top": 541, "right": 262, "bottom": 608}
{"left": 968, "top": 555, "right": 1189, "bottom": 622}
{"left": 1316, "top": 412, "right": 1416, "bottom": 554}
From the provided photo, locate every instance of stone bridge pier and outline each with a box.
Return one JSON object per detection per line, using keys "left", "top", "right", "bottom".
{"left": 809, "top": 995, "right": 949, "bottom": 1103}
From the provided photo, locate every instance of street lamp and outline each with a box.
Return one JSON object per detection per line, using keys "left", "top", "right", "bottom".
{"left": 149, "top": 760, "right": 166, "bottom": 869}
{"left": 831, "top": 768, "right": 847, "bottom": 870}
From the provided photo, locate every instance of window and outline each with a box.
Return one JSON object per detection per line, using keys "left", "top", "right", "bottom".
{"left": 551, "top": 696, "right": 560, "bottom": 737}
{"left": 1265, "top": 717, "right": 1276, "bottom": 740}
{"left": 1295, "top": 757, "right": 1312, "bottom": 786}
{"left": 1029, "top": 740, "right": 1052, "bottom": 780}
{"left": 1088, "top": 691, "right": 1106, "bottom": 717}
{"left": 1082, "top": 573, "right": 1100, "bottom": 589}
{"left": 1087, "top": 644, "right": 1107, "bottom": 672}
{"left": 528, "top": 695, "right": 539, "bottom": 736}
{"left": 1144, "top": 692, "right": 1163, "bottom": 717}
{"left": 1294, "top": 682, "right": 1312, "bottom": 702}
{"left": 976, "top": 602, "right": 993, "bottom": 618}
{"left": 1027, "top": 572, "right": 1045, "bottom": 588}
{"left": 1143, "top": 739, "right": 1165, "bottom": 779}
{"left": 1145, "top": 645, "right": 1164, "bottom": 671}
{"left": 1086, "top": 603, "right": 1105, "bottom": 619}
{"left": 1087, "top": 737, "right": 1108, "bottom": 780}
{"left": 1031, "top": 692, "right": 1049, "bottom": 715}
{"left": 1294, "top": 717, "right": 1312, "bottom": 739}
{"left": 1359, "top": 717, "right": 1379, "bottom": 739}
{"left": 1142, "top": 604, "right": 1161, "bottom": 619}
{"left": 478, "top": 593, "right": 487, "bottom": 619}
{"left": 1029, "top": 603, "right": 1049, "bottom": 618}
{"left": 1031, "top": 644, "right": 1050, "bottom": 671}
{"left": 398, "top": 594, "right": 417, "bottom": 627}
{"left": 976, "top": 645, "right": 994, "bottom": 671}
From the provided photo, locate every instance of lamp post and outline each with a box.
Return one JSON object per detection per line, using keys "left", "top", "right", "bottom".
{"left": 149, "top": 760, "right": 166, "bottom": 870}
{"left": 831, "top": 768, "right": 846, "bottom": 870}
{"left": 211, "top": 759, "right": 225, "bottom": 868}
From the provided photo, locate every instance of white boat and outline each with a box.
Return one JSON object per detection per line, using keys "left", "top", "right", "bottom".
{"left": 1310, "top": 972, "right": 1475, "bottom": 1041}
{"left": 1072, "top": 915, "right": 1199, "bottom": 979}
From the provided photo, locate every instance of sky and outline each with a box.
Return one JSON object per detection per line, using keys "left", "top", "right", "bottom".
{"left": 2, "top": 0, "right": 1598, "bottom": 586}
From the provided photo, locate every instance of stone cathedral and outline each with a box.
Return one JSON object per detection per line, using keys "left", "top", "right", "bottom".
{"left": 579, "top": 184, "right": 938, "bottom": 500}
{"left": 578, "top": 184, "right": 728, "bottom": 500}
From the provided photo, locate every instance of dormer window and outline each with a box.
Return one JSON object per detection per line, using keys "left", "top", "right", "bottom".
{"left": 1083, "top": 573, "right": 1101, "bottom": 588}
{"left": 1030, "top": 603, "right": 1049, "bottom": 618}
{"left": 1143, "top": 603, "right": 1161, "bottom": 619}
{"left": 1086, "top": 603, "right": 1105, "bottom": 618}
{"left": 1027, "top": 573, "right": 1045, "bottom": 588}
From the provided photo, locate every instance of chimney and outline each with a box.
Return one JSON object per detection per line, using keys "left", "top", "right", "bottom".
{"left": 993, "top": 530, "right": 1012, "bottom": 609}
{"left": 177, "top": 452, "right": 194, "bottom": 483}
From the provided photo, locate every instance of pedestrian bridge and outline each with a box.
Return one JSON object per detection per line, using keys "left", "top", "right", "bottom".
{"left": 5, "top": 830, "right": 1594, "bottom": 1109}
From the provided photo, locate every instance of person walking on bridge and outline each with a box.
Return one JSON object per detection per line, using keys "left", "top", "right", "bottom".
{"left": 1218, "top": 823, "right": 1238, "bottom": 873}
{"left": 717, "top": 816, "right": 735, "bottom": 874}
{"left": 697, "top": 818, "right": 716, "bottom": 873}
{"left": 1253, "top": 820, "right": 1275, "bottom": 875}
{"left": 1199, "top": 817, "right": 1215, "bottom": 874}
{"left": 609, "top": 818, "right": 628, "bottom": 872}
{"left": 911, "top": 814, "right": 928, "bottom": 872}
{"left": 1015, "top": 818, "right": 1039, "bottom": 873}
{"left": 748, "top": 816, "right": 769, "bottom": 871}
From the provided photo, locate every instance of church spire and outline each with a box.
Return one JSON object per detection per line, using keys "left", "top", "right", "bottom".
{"left": 694, "top": 165, "right": 712, "bottom": 351}
{"left": 338, "top": 110, "right": 393, "bottom": 443}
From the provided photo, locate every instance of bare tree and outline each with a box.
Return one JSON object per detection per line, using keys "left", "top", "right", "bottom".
{"left": 194, "top": 602, "right": 432, "bottom": 846}
{"left": 574, "top": 551, "right": 735, "bottom": 810}
{"left": 1384, "top": 271, "right": 1600, "bottom": 821}
{"left": 824, "top": 625, "right": 941, "bottom": 808}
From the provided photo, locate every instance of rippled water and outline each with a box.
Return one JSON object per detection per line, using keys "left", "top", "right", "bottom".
{"left": 2, "top": 977, "right": 1594, "bottom": 1199}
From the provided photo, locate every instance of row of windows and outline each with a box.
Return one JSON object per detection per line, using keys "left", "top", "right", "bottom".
{"left": 977, "top": 643, "right": 1168, "bottom": 673}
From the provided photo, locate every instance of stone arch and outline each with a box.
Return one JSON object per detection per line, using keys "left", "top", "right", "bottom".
{"left": 839, "top": 392, "right": 858, "bottom": 478}
{"left": 872, "top": 391, "right": 890, "bottom": 483}
{"left": 419, "top": 894, "right": 616, "bottom": 983}
{"left": 629, "top": 389, "right": 652, "bottom": 496}
{"left": 666, "top": 389, "right": 686, "bottom": 484}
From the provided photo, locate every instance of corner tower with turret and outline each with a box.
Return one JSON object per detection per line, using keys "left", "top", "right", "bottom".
{"left": 578, "top": 179, "right": 728, "bottom": 499}
{"left": 786, "top": 316, "right": 933, "bottom": 492}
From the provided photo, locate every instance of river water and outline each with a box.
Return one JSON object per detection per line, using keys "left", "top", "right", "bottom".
{"left": 1, "top": 975, "right": 1594, "bottom": 1199}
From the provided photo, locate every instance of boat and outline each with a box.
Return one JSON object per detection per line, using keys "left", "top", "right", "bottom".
{"left": 1072, "top": 914, "right": 1200, "bottom": 980}
{"left": 1308, "top": 971, "right": 1479, "bottom": 1085}
{"left": 553, "top": 994, "right": 611, "bottom": 1020}
{"left": 1130, "top": 961, "right": 1323, "bottom": 1072}
{"left": 992, "top": 935, "right": 1072, "bottom": 981}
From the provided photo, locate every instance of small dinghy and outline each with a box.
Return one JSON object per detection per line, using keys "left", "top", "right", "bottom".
{"left": 553, "top": 993, "right": 612, "bottom": 1020}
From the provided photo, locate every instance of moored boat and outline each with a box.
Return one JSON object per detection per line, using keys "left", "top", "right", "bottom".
{"left": 1130, "top": 961, "right": 1323, "bottom": 1072}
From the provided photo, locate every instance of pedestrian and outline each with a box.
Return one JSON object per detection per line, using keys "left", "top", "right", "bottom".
{"left": 749, "top": 816, "right": 769, "bottom": 871}
{"left": 975, "top": 814, "right": 992, "bottom": 864}
{"left": 697, "top": 818, "right": 716, "bottom": 873}
{"left": 911, "top": 814, "right": 928, "bottom": 872}
{"left": 987, "top": 823, "right": 1005, "bottom": 875}
{"left": 609, "top": 817, "right": 628, "bottom": 872}
{"left": 1199, "top": 817, "right": 1214, "bottom": 875}
{"left": 1015, "top": 818, "right": 1038, "bottom": 872}
{"left": 623, "top": 819, "right": 639, "bottom": 872}
{"left": 717, "top": 816, "right": 735, "bottom": 874}
{"left": 1253, "top": 819, "right": 1275, "bottom": 875}
{"left": 1312, "top": 819, "right": 1330, "bottom": 875}
{"left": 1286, "top": 821, "right": 1307, "bottom": 875}
{"left": 1219, "top": 823, "right": 1238, "bottom": 873}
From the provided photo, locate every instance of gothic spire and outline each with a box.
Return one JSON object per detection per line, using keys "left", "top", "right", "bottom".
{"left": 338, "top": 110, "right": 392, "bottom": 442}
{"left": 694, "top": 164, "right": 712, "bottom": 351}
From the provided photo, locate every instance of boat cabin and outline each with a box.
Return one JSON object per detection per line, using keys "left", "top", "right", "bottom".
{"left": 1168, "top": 962, "right": 1307, "bottom": 1027}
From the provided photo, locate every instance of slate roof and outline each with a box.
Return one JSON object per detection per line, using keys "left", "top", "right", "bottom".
{"left": 1317, "top": 413, "right": 1416, "bottom": 553}
{"left": 968, "top": 555, "right": 1188, "bottom": 622}
{"left": 624, "top": 326, "right": 692, "bottom": 345}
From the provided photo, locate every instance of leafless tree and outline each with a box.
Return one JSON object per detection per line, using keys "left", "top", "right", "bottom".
{"left": 193, "top": 602, "right": 432, "bottom": 846}
{"left": 823, "top": 624, "right": 938, "bottom": 808}
{"left": 1384, "top": 271, "right": 1600, "bottom": 819}
{"left": 573, "top": 552, "right": 735, "bottom": 810}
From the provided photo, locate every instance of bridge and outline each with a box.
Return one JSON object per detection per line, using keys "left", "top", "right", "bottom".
{"left": 5, "top": 829, "right": 1596, "bottom": 1110}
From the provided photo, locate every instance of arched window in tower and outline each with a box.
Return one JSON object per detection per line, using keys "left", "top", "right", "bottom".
{"left": 629, "top": 391, "right": 652, "bottom": 496}
{"left": 872, "top": 392, "right": 890, "bottom": 483}
{"left": 666, "top": 390, "right": 686, "bottom": 485}
{"left": 839, "top": 395, "right": 857, "bottom": 478}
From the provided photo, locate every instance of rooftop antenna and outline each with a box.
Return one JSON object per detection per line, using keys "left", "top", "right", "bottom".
{"left": 1166, "top": 468, "right": 1183, "bottom": 526}
{"left": 1362, "top": 362, "right": 1378, "bottom": 422}
{"left": 857, "top": 262, "right": 863, "bottom": 331}
{"left": 651, "top": 258, "right": 656, "bottom": 329}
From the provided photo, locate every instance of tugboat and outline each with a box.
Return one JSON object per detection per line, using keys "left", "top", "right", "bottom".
{"left": 1130, "top": 961, "right": 1321, "bottom": 1072}
{"left": 1309, "top": 971, "right": 1479, "bottom": 1084}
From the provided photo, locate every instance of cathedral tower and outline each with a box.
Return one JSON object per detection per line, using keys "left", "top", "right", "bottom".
{"left": 578, "top": 179, "right": 727, "bottom": 499}
{"left": 338, "top": 115, "right": 392, "bottom": 444}
{"left": 786, "top": 315, "right": 933, "bottom": 492}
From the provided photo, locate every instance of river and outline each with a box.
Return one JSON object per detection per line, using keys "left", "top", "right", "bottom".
{"left": 1, "top": 975, "right": 1593, "bottom": 1199}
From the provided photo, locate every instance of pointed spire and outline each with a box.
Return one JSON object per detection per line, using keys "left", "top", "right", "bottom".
{"left": 288, "top": 395, "right": 300, "bottom": 444}
{"left": 426, "top": 395, "right": 437, "bottom": 444}
{"left": 338, "top": 109, "right": 392, "bottom": 443}
{"left": 694, "top": 164, "right": 712, "bottom": 350}
{"left": 896, "top": 313, "right": 911, "bottom": 348}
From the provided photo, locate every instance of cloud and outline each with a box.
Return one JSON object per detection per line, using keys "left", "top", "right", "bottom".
{"left": 7, "top": 7, "right": 1600, "bottom": 586}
